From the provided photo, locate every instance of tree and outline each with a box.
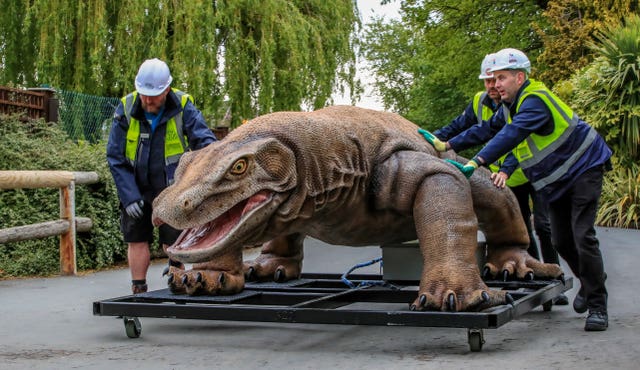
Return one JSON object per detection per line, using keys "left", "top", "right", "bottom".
{"left": 0, "top": 0, "right": 359, "bottom": 127}
{"left": 363, "top": 0, "right": 546, "bottom": 128}
{"left": 534, "top": 0, "right": 639, "bottom": 85}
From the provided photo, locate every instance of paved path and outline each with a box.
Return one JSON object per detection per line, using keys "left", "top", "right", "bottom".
{"left": 1, "top": 227, "right": 638, "bottom": 369}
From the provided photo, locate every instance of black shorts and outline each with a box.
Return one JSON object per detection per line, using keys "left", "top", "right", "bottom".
{"left": 120, "top": 201, "right": 182, "bottom": 246}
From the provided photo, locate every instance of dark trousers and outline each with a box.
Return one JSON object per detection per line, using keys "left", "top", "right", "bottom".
{"left": 548, "top": 165, "right": 608, "bottom": 312}
{"left": 510, "top": 182, "right": 556, "bottom": 263}
{"left": 533, "top": 189, "right": 558, "bottom": 264}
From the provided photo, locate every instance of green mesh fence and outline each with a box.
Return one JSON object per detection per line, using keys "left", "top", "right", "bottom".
{"left": 56, "top": 89, "right": 120, "bottom": 143}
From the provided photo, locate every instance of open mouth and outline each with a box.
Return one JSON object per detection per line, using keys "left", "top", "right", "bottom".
{"left": 168, "top": 190, "right": 272, "bottom": 252}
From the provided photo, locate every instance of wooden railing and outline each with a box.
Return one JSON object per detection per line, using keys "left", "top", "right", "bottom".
{"left": 0, "top": 170, "right": 99, "bottom": 275}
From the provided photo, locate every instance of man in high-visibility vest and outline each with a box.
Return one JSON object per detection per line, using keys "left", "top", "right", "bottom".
{"left": 421, "top": 48, "right": 611, "bottom": 331}
{"left": 107, "top": 58, "right": 216, "bottom": 294}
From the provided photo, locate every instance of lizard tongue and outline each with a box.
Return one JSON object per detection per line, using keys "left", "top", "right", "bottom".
{"left": 169, "top": 190, "right": 271, "bottom": 252}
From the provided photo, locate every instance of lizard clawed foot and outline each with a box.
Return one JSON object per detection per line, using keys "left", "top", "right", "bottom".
{"left": 409, "top": 288, "right": 509, "bottom": 312}
{"left": 243, "top": 255, "right": 302, "bottom": 283}
{"left": 484, "top": 248, "right": 563, "bottom": 281}
{"left": 165, "top": 266, "right": 244, "bottom": 296}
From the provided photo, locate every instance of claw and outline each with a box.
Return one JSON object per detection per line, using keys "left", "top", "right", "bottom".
{"left": 409, "top": 304, "right": 417, "bottom": 311}
{"left": 274, "top": 268, "right": 284, "bottom": 282}
{"left": 162, "top": 266, "right": 170, "bottom": 277}
{"left": 218, "top": 272, "right": 226, "bottom": 285}
{"left": 482, "top": 266, "right": 491, "bottom": 279}
{"left": 502, "top": 269, "right": 509, "bottom": 281}
{"left": 525, "top": 271, "right": 534, "bottom": 281}
{"left": 505, "top": 293, "right": 515, "bottom": 306}
{"left": 245, "top": 266, "right": 255, "bottom": 280}
{"left": 196, "top": 272, "right": 203, "bottom": 283}
{"left": 559, "top": 273, "right": 566, "bottom": 285}
{"left": 167, "top": 273, "right": 174, "bottom": 284}
{"left": 419, "top": 294, "right": 427, "bottom": 307}
{"left": 182, "top": 274, "right": 189, "bottom": 286}
{"left": 447, "top": 293, "right": 456, "bottom": 311}
{"left": 481, "top": 291, "right": 489, "bottom": 303}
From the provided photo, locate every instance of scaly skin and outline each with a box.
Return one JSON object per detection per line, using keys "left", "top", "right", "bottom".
{"left": 152, "top": 105, "right": 563, "bottom": 311}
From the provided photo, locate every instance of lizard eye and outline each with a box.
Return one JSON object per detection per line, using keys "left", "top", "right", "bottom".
{"left": 230, "top": 158, "right": 248, "bottom": 175}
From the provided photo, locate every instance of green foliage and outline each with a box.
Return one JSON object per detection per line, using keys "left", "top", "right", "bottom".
{"left": 534, "top": 0, "right": 639, "bottom": 85}
{"left": 0, "top": 1, "right": 359, "bottom": 127}
{"left": 598, "top": 162, "right": 640, "bottom": 228}
{"left": 589, "top": 14, "right": 640, "bottom": 160}
{"left": 564, "top": 14, "right": 640, "bottom": 166}
{"left": 558, "top": 14, "right": 640, "bottom": 228}
{"left": 0, "top": 115, "right": 125, "bottom": 277}
{"left": 363, "top": 0, "right": 545, "bottom": 128}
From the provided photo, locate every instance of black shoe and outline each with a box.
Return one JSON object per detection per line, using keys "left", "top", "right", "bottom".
{"left": 573, "top": 287, "right": 587, "bottom": 313}
{"left": 584, "top": 311, "right": 608, "bottom": 331}
{"left": 132, "top": 283, "right": 148, "bottom": 294}
{"left": 553, "top": 294, "right": 569, "bottom": 305}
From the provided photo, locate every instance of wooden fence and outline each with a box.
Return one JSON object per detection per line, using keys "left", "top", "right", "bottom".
{"left": 0, "top": 86, "right": 58, "bottom": 122}
{"left": 0, "top": 170, "right": 99, "bottom": 275}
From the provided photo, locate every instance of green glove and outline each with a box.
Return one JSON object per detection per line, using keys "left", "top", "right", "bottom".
{"left": 417, "top": 128, "right": 447, "bottom": 152}
{"left": 445, "top": 158, "right": 479, "bottom": 178}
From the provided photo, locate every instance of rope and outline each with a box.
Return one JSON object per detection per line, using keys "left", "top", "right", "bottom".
{"left": 340, "top": 257, "right": 399, "bottom": 290}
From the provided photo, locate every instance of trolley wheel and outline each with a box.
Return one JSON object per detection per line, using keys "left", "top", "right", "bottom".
{"left": 468, "top": 328, "right": 484, "bottom": 352}
{"left": 542, "top": 300, "right": 553, "bottom": 312}
{"left": 123, "top": 316, "right": 141, "bottom": 338}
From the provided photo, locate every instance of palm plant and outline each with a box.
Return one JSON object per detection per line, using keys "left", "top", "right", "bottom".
{"left": 597, "top": 162, "right": 640, "bottom": 229}
{"left": 589, "top": 14, "right": 640, "bottom": 162}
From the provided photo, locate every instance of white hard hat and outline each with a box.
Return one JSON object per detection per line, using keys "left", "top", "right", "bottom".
{"left": 135, "top": 58, "right": 173, "bottom": 96}
{"left": 488, "top": 48, "right": 531, "bottom": 74}
{"left": 478, "top": 53, "right": 495, "bottom": 79}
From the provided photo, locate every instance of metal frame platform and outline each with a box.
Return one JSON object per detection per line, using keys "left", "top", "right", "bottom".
{"left": 93, "top": 273, "right": 571, "bottom": 352}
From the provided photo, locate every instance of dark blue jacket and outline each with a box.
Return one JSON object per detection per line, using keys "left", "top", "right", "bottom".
{"left": 107, "top": 90, "right": 216, "bottom": 207}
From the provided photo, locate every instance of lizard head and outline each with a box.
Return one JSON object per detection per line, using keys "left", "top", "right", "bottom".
{"left": 152, "top": 137, "right": 297, "bottom": 262}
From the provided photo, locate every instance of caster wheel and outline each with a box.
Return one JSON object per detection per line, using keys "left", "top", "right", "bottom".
{"left": 542, "top": 300, "right": 553, "bottom": 312}
{"left": 468, "top": 328, "right": 484, "bottom": 352}
{"left": 124, "top": 316, "right": 141, "bottom": 338}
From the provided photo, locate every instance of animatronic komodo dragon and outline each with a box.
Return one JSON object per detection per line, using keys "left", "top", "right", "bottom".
{"left": 152, "top": 105, "right": 563, "bottom": 311}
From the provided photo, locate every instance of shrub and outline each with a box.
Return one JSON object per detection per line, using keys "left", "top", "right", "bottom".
{"left": 598, "top": 161, "right": 640, "bottom": 229}
{"left": 0, "top": 115, "right": 127, "bottom": 277}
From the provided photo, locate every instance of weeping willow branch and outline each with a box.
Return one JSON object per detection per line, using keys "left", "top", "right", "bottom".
{"left": 0, "top": 0, "right": 360, "bottom": 127}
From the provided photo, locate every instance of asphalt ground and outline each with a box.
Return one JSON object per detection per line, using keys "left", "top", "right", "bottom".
{"left": 1, "top": 227, "right": 638, "bottom": 369}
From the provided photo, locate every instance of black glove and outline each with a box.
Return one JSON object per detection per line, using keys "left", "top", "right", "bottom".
{"left": 125, "top": 200, "right": 145, "bottom": 219}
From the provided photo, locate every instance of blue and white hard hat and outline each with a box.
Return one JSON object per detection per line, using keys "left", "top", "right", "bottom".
{"left": 478, "top": 53, "right": 496, "bottom": 79}
{"left": 488, "top": 48, "right": 531, "bottom": 74}
{"left": 135, "top": 58, "right": 173, "bottom": 96}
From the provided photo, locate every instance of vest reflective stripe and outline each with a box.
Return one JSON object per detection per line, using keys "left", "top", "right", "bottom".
{"left": 509, "top": 80, "right": 598, "bottom": 190}
{"left": 122, "top": 90, "right": 190, "bottom": 168}
{"left": 122, "top": 94, "right": 139, "bottom": 165}
{"left": 472, "top": 91, "right": 492, "bottom": 126}
{"left": 532, "top": 127, "right": 598, "bottom": 190}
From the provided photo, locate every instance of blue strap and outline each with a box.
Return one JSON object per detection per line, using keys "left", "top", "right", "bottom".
{"left": 340, "top": 257, "right": 398, "bottom": 289}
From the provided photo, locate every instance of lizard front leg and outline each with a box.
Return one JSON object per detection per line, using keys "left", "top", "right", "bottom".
{"left": 411, "top": 168, "right": 509, "bottom": 311}
{"left": 244, "top": 233, "right": 304, "bottom": 282}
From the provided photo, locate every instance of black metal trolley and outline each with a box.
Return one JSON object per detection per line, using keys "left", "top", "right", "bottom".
{"left": 93, "top": 273, "right": 571, "bottom": 352}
